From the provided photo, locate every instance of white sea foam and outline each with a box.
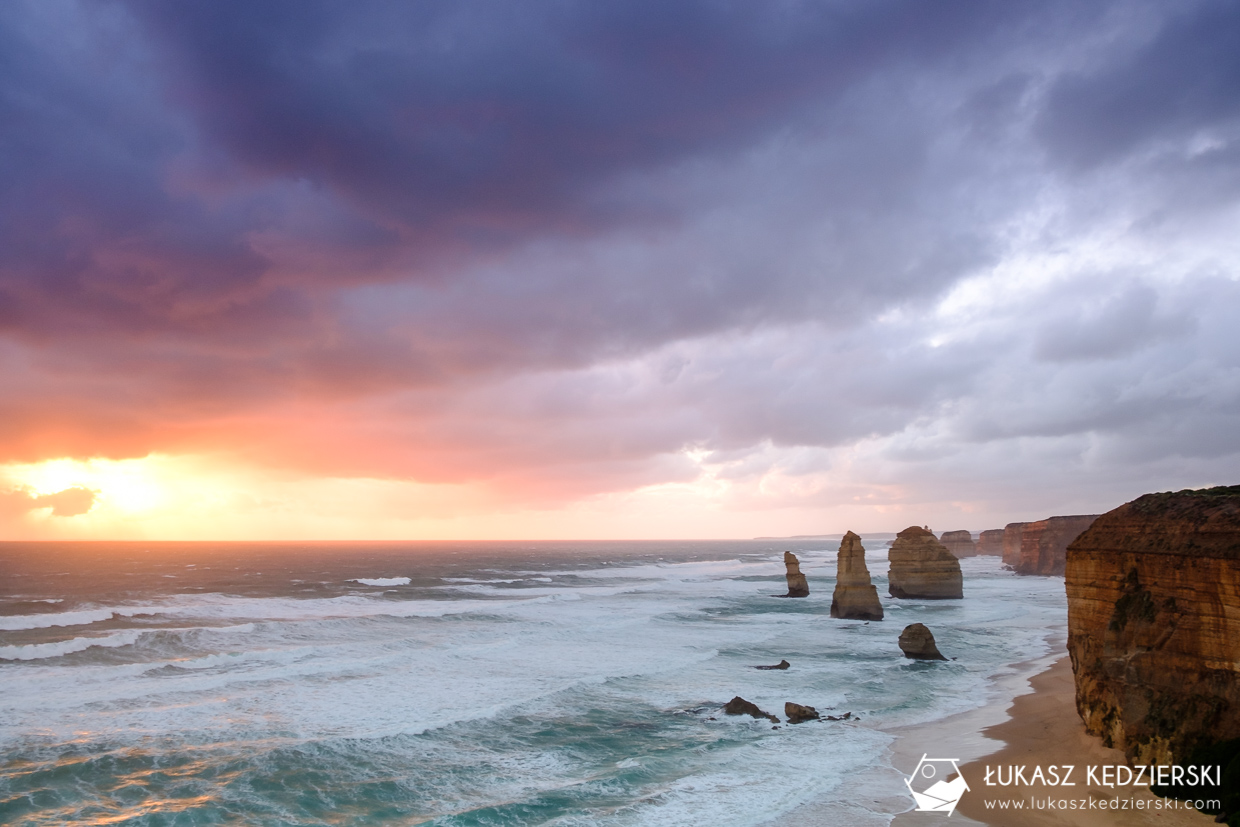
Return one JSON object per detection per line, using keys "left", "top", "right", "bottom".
{"left": 351, "top": 577, "right": 411, "bottom": 586}
{"left": 0, "top": 591, "right": 541, "bottom": 636}
{"left": 0, "top": 607, "right": 160, "bottom": 631}
{"left": 0, "top": 629, "right": 143, "bottom": 661}
{"left": 442, "top": 576, "right": 554, "bottom": 584}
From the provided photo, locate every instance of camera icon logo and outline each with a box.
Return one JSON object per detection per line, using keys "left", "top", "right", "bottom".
{"left": 905, "top": 754, "right": 970, "bottom": 815}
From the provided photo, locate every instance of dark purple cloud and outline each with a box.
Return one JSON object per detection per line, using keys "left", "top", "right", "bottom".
{"left": 126, "top": 0, "right": 1035, "bottom": 233}
{"left": 1037, "top": 0, "right": 1240, "bottom": 169}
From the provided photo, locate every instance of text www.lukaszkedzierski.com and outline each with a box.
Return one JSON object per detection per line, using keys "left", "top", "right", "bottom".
{"left": 984, "top": 797, "right": 1220, "bottom": 812}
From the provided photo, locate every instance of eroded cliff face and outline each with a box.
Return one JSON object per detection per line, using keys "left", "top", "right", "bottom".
{"left": 1015, "top": 515, "right": 1100, "bottom": 576}
{"left": 888, "top": 526, "right": 963, "bottom": 600}
{"left": 1066, "top": 487, "right": 1240, "bottom": 765}
{"left": 976, "top": 529, "right": 1005, "bottom": 556}
{"left": 1001, "top": 522, "right": 1028, "bottom": 567}
{"left": 830, "top": 531, "right": 883, "bottom": 620}
{"left": 939, "top": 530, "right": 976, "bottom": 558}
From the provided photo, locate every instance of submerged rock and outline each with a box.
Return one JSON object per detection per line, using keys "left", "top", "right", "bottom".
{"left": 887, "top": 526, "right": 963, "bottom": 599}
{"left": 829, "top": 531, "right": 884, "bottom": 620}
{"left": 1066, "top": 486, "right": 1240, "bottom": 766}
{"left": 898, "top": 623, "right": 948, "bottom": 660}
{"left": 939, "top": 530, "right": 976, "bottom": 558}
{"left": 723, "top": 696, "right": 779, "bottom": 723}
{"left": 785, "top": 702, "right": 820, "bottom": 723}
{"left": 753, "top": 659, "right": 791, "bottom": 670}
{"left": 780, "top": 551, "right": 810, "bottom": 597}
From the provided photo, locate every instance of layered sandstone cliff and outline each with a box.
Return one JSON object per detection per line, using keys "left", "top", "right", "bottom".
{"left": 976, "top": 529, "right": 1005, "bottom": 556}
{"left": 888, "top": 526, "right": 963, "bottom": 599}
{"left": 1015, "top": 514, "right": 1100, "bottom": 576}
{"left": 1066, "top": 487, "right": 1240, "bottom": 766}
{"left": 1001, "top": 522, "right": 1028, "bottom": 567}
{"left": 782, "top": 551, "right": 809, "bottom": 597}
{"left": 830, "top": 531, "right": 883, "bottom": 620}
{"left": 939, "top": 530, "right": 976, "bottom": 558}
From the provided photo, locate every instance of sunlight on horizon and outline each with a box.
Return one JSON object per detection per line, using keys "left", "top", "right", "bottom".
{"left": 12, "top": 456, "right": 168, "bottom": 514}
{"left": 0, "top": 451, "right": 944, "bottom": 542}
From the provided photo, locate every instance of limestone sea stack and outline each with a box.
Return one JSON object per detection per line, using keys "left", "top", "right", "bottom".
{"left": 1066, "top": 486, "right": 1240, "bottom": 766}
{"left": 781, "top": 551, "right": 809, "bottom": 597}
{"left": 898, "top": 623, "right": 947, "bottom": 660}
{"left": 976, "top": 529, "right": 1005, "bottom": 556}
{"left": 1014, "top": 514, "right": 1100, "bottom": 576}
{"left": 829, "top": 531, "right": 884, "bottom": 620}
{"left": 938, "top": 530, "right": 976, "bottom": 558}
{"left": 887, "top": 526, "right": 963, "bottom": 599}
{"left": 1001, "top": 522, "right": 1029, "bottom": 567}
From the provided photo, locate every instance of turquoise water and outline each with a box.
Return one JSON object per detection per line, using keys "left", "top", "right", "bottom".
{"left": 0, "top": 540, "right": 1066, "bottom": 825}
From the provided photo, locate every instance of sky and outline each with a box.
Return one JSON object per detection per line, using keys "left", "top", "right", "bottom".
{"left": 1, "top": 0, "right": 1239, "bottom": 540}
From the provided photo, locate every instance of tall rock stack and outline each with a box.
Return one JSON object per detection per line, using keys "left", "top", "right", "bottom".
{"left": 1001, "top": 522, "right": 1028, "bottom": 567}
{"left": 1066, "top": 487, "right": 1240, "bottom": 766}
{"left": 1014, "top": 515, "right": 1100, "bottom": 576}
{"left": 887, "top": 526, "right": 963, "bottom": 599}
{"left": 976, "top": 529, "right": 1005, "bottom": 556}
{"left": 829, "top": 531, "right": 884, "bottom": 620}
{"left": 782, "top": 551, "right": 810, "bottom": 597}
{"left": 938, "top": 530, "right": 976, "bottom": 558}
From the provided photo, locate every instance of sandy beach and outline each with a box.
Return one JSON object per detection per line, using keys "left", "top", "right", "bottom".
{"left": 776, "top": 636, "right": 1215, "bottom": 827}
{"left": 892, "top": 655, "right": 1213, "bottom": 827}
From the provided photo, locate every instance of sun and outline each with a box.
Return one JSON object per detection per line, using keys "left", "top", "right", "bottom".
{"left": 12, "top": 456, "right": 166, "bottom": 514}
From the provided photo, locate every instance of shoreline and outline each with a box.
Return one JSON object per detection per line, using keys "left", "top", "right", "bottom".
{"left": 946, "top": 656, "right": 1213, "bottom": 827}
{"left": 773, "top": 634, "right": 1070, "bottom": 827}
{"left": 775, "top": 631, "right": 1214, "bottom": 826}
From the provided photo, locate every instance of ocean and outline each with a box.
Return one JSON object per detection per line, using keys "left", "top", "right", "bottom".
{"left": 0, "top": 540, "right": 1067, "bottom": 825}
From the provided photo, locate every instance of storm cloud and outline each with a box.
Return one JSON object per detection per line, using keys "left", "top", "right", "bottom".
{"left": 1, "top": 0, "right": 1237, "bottom": 529}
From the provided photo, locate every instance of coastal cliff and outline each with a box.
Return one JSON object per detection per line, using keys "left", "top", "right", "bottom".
{"left": 1066, "top": 486, "right": 1240, "bottom": 766}
{"left": 939, "top": 530, "right": 976, "bottom": 558}
{"left": 888, "top": 526, "right": 963, "bottom": 599}
{"left": 1015, "top": 514, "right": 1099, "bottom": 576}
{"left": 1001, "top": 522, "right": 1028, "bottom": 567}
{"left": 976, "top": 529, "right": 1005, "bottom": 556}
{"left": 829, "top": 531, "right": 883, "bottom": 620}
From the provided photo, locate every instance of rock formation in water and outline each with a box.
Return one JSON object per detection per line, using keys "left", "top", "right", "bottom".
{"left": 1014, "top": 514, "right": 1100, "bottom": 576}
{"left": 780, "top": 551, "right": 809, "bottom": 597}
{"left": 939, "top": 530, "right": 977, "bottom": 558}
{"left": 753, "top": 659, "right": 790, "bottom": 670}
{"left": 1001, "top": 522, "right": 1029, "bottom": 567}
{"left": 785, "top": 702, "right": 820, "bottom": 723}
{"left": 887, "top": 526, "right": 963, "bottom": 599}
{"left": 976, "top": 529, "right": 1005, "bottom": 556}
{"left": 723, "top": 696, "right": 779, "bottom": 723}
{"left": 898, "top": 623, "right": 947, "bottom": 660}
{"left": 1066, "top": 486, "right": 1240, "bottom": 766}
{"left": 829, "top": 531, "right": 884, "bottom": 620}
